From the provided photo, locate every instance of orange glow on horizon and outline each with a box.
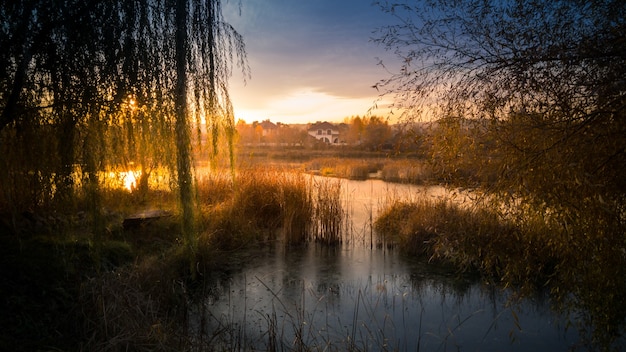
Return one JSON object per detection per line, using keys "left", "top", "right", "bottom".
{"left": 231, "top": 88, "right": 396, "bottom": 125}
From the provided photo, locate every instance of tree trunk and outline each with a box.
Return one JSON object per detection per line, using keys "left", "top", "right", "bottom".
{"left": 175, "top": 0, "right": 196, "bottom": 255}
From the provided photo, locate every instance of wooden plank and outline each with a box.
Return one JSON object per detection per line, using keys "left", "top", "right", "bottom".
{"left": 123, "top": 209, "right": 172, "bottom": 230}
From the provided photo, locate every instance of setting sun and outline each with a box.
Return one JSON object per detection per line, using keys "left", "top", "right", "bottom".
{"left": 122, "top": 171, "right": 138, "bottom": 191}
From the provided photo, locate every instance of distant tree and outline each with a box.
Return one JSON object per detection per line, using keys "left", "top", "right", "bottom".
{"left": 275, "top": 123, "right": 302, "bottom": 146}
{"left": 236, "top": 119, "right": 255, "bottom": 145}
{"left": 362, "top": 115, "right": 392, "bottom": 150}
{"left": 343, "top": 115, "right": 365, "bottom": 145}
{"left": 253, "top": 122, "right": 263, "bottom": 144}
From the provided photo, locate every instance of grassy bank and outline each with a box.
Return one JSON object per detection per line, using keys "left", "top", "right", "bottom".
{"left": 374, "top": 198, "right": 555, "bottom": 289}
{"left": 303, "top": 156, "right": 436, "bottom": 184}
{"left": 0, "top": 167, "right": 345, "bottom": 351}
{"left": 235, "top": 146, "right": 438, "bottom": 184}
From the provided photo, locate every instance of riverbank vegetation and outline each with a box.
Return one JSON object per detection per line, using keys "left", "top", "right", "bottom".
{"left": 0, "top": 166, "right": 346, "bottom": 350}
{"left": 370, "top": 0, "right": 626, "bottom": 349}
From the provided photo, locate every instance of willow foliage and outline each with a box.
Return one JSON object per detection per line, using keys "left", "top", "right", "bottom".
{"left": 0, "top": 0, "right": 248, "bottom": 215}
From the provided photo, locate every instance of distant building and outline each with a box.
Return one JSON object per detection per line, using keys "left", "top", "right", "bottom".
{"left": 308, "top": 121, "right": 341, "bottom": 145}
{"left": 258, "top": 119, "right": 278, "bottom": 137}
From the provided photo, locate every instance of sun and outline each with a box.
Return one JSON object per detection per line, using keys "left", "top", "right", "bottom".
{"left": 122, "top": 171, "right": 138, "bottom": 191}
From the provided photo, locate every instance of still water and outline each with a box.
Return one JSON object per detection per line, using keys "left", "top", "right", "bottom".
{"left": 200, "top": 179, "right": 578, "bottom": 351}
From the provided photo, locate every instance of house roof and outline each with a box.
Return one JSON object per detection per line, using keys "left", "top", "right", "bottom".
{"left": 259, "top": 120, "right": 278, "bottom": 130}
{"left": 308, "top": 121, "right": 337, "bottom": 132}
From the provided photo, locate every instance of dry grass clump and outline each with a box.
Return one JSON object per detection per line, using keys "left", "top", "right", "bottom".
{"left": 373, "top": 200, "right": 437, "bottom": 251}
{"left": 305, "top": 157, "right": 437, "bottom": 184}
{"left": 280, "top": 173, "right": 314, "bottom": 245}
{"left": 197, "top": 167, "right": 315, "bottom": 249}
{"left": 305, "top": 157, "right": 382, "bottom": 180}
{"left": 380, "top": 160, "right": 433, "bottom": 184}
{"left": 313, "top": 178, "right": 343, "bottom": 245}
{"left": 199, "top": 168, "right": 282, "bottom": 249}
{"left": 195, "top": 171, "right": 236, "bottom": 205}
{"left": 375, "top": 197, "right": 557, "bottom": 289}
{"left": 334, "top": 161, "right": 372, "bottom": 180}
{"left": 304, "top": 157, "right": 338, "bottom": 173}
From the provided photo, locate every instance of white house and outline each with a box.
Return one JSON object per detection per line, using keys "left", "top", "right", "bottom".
{"left": 307, "top": 121, "right": 340, "bottom": 145}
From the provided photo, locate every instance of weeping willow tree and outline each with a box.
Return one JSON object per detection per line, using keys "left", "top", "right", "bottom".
{"left": 373, "top": 0, "right": 625, "bottom": 347}
{"left": 0, "top": 0, "right": 248, "bottom": 249}
{"left": 174, "top": 0, "right": 248, "bottom": 251}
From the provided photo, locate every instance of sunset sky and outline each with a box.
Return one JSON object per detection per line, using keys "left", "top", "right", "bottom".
{"left": 223, "top": 0, "right": 400, "bottom": 125}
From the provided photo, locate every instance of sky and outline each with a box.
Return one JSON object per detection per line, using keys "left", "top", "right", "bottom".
{"left": 223, "top": 0, "right": 400, "bottom": 125}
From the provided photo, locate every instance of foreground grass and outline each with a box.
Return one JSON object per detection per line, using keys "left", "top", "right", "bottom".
{"left": 0, "top": 167, "right": 342, "bottom": 351}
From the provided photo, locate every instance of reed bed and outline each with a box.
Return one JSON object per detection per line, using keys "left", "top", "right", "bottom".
{"left": 196, "top": 168, "right": 303, "bottom": 249}
{"left": 374, "top": 196, "right": 557, "bottom": 289}
{"left": 305, "top": 157, "right": 383, "bottom": 180}
{"left": 304, "top": 157, "right": 438, "bottom": 184}
{"left": 333, "top": 161, "right": 372, "bottom": 180}
{"left": 280, "top": 172, "right": 314, "bottom": 246}
{"left": 380, "top": 159, "right": 434, "bottom": 184}
{"left": 313, "top": 177, "right": 343, "bottom": 245}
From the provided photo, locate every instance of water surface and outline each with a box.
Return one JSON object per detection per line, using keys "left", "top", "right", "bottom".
{"left": 201, "top": 178, "right": 578, "bottom": 351}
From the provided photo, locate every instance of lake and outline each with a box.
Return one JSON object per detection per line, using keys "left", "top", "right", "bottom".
{"left": 195, "top": 178, "right": 579, "bottom": 351}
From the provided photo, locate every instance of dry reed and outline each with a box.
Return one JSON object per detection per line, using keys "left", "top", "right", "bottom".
{"left": 313, "top": 178, "right": 343, "bottom": 245}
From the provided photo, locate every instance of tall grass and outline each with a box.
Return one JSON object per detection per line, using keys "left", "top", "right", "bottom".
{"left": 380, "top": 160, "right": 434, "bottom": 184}
{"left": 280, "top": 173, "right": 314, "bottom": 246}
{"left": 305, "top": 157, "right": 382, "bottom": 180}
{"left": 196, "top": 167, "right": 326, "bottom": 249}
{"left": 374, "top": 196, "right": 557, "bottom": 290}
{"left": 304, "top": 157, "right": 438, "bottom": 184}
{"left": 313, "top": 178, "right": 343, "bottom": 245}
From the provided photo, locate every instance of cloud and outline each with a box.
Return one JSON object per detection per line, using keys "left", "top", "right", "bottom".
{"left": 224, "top": 0, "right": 400, "bottom": 124}
{"left": 232, "top": 87, "right": 391, "bottom": 124}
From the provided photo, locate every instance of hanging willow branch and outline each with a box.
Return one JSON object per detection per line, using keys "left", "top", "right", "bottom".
{"left": 0, "top": 0, "right": 249, "bottom": 215}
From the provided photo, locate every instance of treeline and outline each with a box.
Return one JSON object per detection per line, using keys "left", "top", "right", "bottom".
{"left": 235, "top": 115, "right": 406, "bottom": 151}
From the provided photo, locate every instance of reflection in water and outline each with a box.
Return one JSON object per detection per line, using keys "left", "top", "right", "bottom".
{"left": 202, "top": 244, "right": 576, "bottom": 351}
{"left": 196, "top": 178, "right": 578, "bottom": 350}
{"left": 336, "top": 178, "right": 471, "bottom": 247}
